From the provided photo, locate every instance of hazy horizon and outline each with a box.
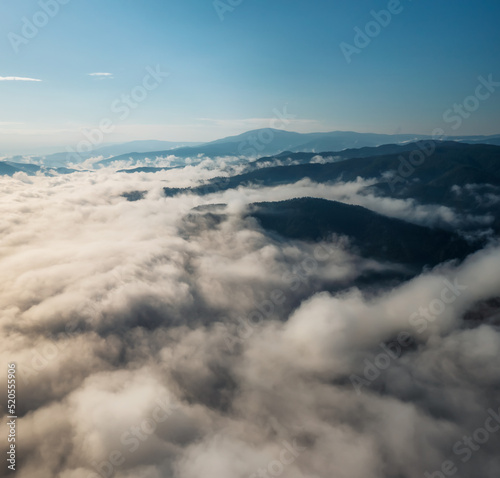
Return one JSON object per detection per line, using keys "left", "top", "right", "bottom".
{"left": 2, "top": 0, "right": 500, "bottom": 155}
{"left": 3, "top": 127, "right": 500, "bottom": 158}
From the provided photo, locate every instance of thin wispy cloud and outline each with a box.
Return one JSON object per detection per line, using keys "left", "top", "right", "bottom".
{"left": 88, "top": 72, "right": 114, "bottom": 79}
{"left": 0, "top": 76, "right": 42, "bottom": 82}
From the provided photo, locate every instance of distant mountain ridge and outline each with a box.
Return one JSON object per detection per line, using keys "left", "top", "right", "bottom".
{"left": 98, "top": 129, "right": 500, "bottom": 166}
{"left": 4, "top": 130, "right": 500, "bottom": 169}
{"left": 6, "top": 140, "right": 202, "bottom": 168}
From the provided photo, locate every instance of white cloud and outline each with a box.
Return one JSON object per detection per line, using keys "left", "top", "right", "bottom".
{"left": 1, "top": 164, "right": 500, "bottom": 478}
{"left": 201, "top": 177, "right": 494, "bottom": 229}
{"left": 88, "top": 72, "right": 114, "bottom": 79}
{"left": 0, "top": 76, "right": 42, "bottom": 82}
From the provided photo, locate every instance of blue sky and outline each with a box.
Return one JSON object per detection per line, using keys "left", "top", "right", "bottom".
{"left": 1, "top": 0, "right": 499, "bottom": 154}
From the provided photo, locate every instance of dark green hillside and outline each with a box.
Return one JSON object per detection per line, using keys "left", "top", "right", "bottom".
{"left": 250, "top": 197, "right": 479, "bottom": 269}
{"left": 165, "top": 143, "right": 500, "bottom": 222}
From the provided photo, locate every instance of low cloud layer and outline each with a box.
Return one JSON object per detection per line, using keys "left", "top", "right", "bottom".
{"left": 1, "top": 166, "right": 499, "bottom": 478}
{"left": 194, "top": 177, "right": 494, "bottom": 230}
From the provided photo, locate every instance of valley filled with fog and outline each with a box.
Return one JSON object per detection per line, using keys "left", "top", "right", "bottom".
{"left": 1, "top": 141, "right": 499, "bottom": 478}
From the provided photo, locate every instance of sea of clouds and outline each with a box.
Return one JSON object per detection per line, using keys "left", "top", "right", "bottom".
{"left": 1, "top": 162, "right": 499, "bottom": 478}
